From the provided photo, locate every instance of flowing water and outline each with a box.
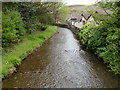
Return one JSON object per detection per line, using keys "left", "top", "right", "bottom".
{"left": 2, "top": 27, "right": 119, "bottom": 88}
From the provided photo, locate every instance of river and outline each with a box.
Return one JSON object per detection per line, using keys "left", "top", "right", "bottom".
{"left": 2, "top": 27, "right": 119, "bottom": 88}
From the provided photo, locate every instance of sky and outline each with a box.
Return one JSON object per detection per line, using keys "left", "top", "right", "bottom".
{"left": 65, "top": 0, "right": 98, "bottom": 5}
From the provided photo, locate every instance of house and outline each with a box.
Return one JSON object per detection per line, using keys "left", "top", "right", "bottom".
{"left": 67, "top": 13, "right": 95, "bottom": 27}
{"left": 67, "top": 14, "right": 82, "bottom": 27}
{"left": 70, "top": 18, "right": 77, "bottom": 26}
{"left": 81, "top": 13, "right": 94, "bottom": 25}
{"left": 81, "top": 13, "right": 90, "bottom": 24}
{"left": 67, "top": 10, "right": 112, "bottom": 27}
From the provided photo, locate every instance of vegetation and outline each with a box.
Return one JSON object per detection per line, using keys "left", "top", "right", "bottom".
{"left": 2, "top": 2, "right": 68, "bottom": 48}
{"left": 2, "top": 9, "right": 26, "bottom": 48}
{"left": 1, "top": 26, "right": 57, "bottom": 79}
{"left": 78, "top": 1, "right": 120, "bottom": 74}
{"left": 1, "top": 2, "right": 68, "bottom": 79}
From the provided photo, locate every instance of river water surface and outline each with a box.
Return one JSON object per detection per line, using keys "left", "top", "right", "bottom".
{"left": 2, "top": 27, "right": 119, "bottom": 88}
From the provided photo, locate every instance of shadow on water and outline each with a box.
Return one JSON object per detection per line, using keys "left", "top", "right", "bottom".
{"left": 2, "top": 27, "right": 120, "bottom": 88}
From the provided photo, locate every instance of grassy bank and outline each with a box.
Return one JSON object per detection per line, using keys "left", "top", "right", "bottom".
{"left": 1, "top": 26, "right": 58, "bottom": 79}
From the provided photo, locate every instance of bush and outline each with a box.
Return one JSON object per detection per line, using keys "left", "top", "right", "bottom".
{"left": 41, "top": 25, "right": 47, "bottom": 31}
{"left": 2, "top": 9, "right": 26, "bottom": 48}
{"left": 79, "top": 23, "right": 120, "bottom": 74}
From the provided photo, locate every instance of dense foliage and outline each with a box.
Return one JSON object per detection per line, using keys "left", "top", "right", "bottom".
{"left": 79, "top": 23, "right": 120, "bottom": 74}
{"left": 2, "top": 2, "right": 68, "bottom": 48}
{"left": 79, "top": 1, "right": 120, "bottom": 74}
{"left": 2, "top": 9, "right": 25, "bottom": 47}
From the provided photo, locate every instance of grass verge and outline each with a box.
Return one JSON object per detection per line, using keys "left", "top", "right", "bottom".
{"left": 1, "top": 26, "right": 58, "bottom": 79}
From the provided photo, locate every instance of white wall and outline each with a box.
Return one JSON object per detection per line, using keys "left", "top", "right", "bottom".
{"left": 81, "top": 16, "right": 87, "bottom": 23}
{"left": 87, "top": 16, "right": 94, "bottom": 23}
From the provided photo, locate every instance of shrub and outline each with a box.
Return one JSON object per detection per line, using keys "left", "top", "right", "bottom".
{"left": 2, "top": 9, "right": 26, "bottom": 48}
{"left": 40, "top": 24, "right": 47, "bottom": 31}
{"left": 79, "top": 23, "right": 120, "bottom": 74}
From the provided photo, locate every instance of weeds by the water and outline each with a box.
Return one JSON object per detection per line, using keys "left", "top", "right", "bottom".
{"left": 1, "top": 26, "right": 57, "bottom": 79}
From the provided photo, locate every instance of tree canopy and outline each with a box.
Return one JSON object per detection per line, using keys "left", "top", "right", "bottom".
{"left": 2, "top": 2, "right": 68, "bottom": 48}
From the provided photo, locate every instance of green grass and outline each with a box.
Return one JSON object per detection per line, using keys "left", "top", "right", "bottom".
{"left": 1, "top": 26, "right": 58, "bottom": 79}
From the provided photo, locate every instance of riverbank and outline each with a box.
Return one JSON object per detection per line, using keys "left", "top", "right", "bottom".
{"left": 78, "top": 23, "right": 120, "bottom": 75}
{"left": 1, "top": 26, "right": 58, "bottom": 79}
{"left": 2, "top": 27, "right": 119, "bottom": 88}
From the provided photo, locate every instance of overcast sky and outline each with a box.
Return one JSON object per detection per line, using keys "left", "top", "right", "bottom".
{"left": 65, "top": 0, "right": 98, "bottom": 5}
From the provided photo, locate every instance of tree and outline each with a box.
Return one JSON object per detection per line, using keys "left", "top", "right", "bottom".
{"left": 2, "top": 2, "right": 69, "bottom": 47}
{"left": 95, "top": 0, "right": 120, "bottom": 74}
{"left": 96, "top": 0, "right": 120, "bottom": 28}
{"left": 54, "top": 4, "right": 69, "bottom": 23}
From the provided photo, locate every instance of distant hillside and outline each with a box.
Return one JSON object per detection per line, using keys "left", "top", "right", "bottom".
{"left": 68, "top": 5, "right": 110, "bottom": 14}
